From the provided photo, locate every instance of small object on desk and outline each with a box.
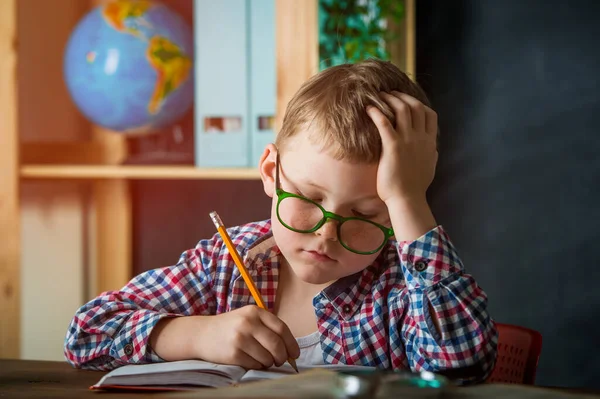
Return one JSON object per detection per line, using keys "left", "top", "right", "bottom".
{"left": 209, "top": 211, "right": 299, "bottom": 373}
{"left": 333, "top": 369, "right": 449, "bottom": 399}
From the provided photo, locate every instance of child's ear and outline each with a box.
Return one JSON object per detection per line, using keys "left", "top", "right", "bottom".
{"left": 259, "top": 144, "right": 278, "bottom": 198}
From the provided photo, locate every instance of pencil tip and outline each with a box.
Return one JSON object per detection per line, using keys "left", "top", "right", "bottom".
{"left": 288, "top": 358, "right": 299, "bottom": 373}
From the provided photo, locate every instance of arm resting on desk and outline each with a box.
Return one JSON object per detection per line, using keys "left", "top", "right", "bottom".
{"left": 63, "top": 239, "right": 221, "bottom": 371}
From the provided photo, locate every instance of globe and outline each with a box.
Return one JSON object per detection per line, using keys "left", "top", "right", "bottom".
{"left": 64, "top": 0, "right": 194, "bottom": 134}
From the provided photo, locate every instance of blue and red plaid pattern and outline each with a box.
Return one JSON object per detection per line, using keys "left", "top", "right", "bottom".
{"left": 64, "top": 220, "right": 497, "bottom": 384}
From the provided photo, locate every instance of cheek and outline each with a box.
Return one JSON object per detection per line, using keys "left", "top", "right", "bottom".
{"left": 271, "top": 206, "right": 303, "bottom": 250}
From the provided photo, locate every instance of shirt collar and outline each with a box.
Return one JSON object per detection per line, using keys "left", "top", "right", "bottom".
{"left": 244, "top": 230, "right": 281, "bottom": 270}
{"left": 317, "top": 248, "right": 392, "bottom": 320}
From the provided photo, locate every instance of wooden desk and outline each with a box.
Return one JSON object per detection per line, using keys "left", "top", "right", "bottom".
{"left": 1, "top": 359, "right": 598, "bottom": 399}
{"left": 0, "top": 359, "right": 157, "bottom": 398}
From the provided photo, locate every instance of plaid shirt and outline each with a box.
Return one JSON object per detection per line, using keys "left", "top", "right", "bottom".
{"left": 64, "top": 220, "right": 497, "bottom": 384}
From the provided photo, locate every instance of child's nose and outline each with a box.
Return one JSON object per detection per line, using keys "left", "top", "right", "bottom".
{"left": 315, "top": 219, "right": 338, "bottom": 241}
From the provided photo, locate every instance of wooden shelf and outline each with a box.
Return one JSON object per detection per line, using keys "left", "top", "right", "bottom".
{"left": 20, "top": 165, "right": 261, "bottom": 180}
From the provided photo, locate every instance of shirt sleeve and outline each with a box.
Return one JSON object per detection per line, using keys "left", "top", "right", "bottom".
{"left": 390, "top": 226, "right": 498, "bottom": 385}
{"left": 63, "top": 237, "right": 221, "bottom": 371}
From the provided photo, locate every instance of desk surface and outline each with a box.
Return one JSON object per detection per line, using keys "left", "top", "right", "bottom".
{"left": 0, "top": 359, "right": 149, "bottom": 398}
{"left": 1, "top": 359, "right": 598, "bottom": 399}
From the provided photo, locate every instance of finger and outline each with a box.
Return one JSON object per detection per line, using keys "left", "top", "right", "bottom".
{"left": 393, "top": 92, "right": 426, "bottom": 134}
{"left": 242, "top": 335, "right": 276, "bottom": 369}
{"left": 366, "top": 105, "right": 396, "bottom": 148}
{"left": 423, "top": 106, "right": 438, "bottom": 137}
{"left": 257, "top": 310, "right": 300, "bottom": 360}
{"left": 235, "top": 350, "right": 265, "bottom": 370}
{"left": 253, "top": 325, "right": 289, "bottom": 367}
{"left": 380, "top": 92, "right": 411, "bottom": 138}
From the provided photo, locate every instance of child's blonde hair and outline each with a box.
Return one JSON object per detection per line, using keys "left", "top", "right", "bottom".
{"left": 275, "top": 58, "right": 431, "bottom": 163}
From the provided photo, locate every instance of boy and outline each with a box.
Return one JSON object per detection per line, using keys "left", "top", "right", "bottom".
{"left": 64, "top": 58, "right": 497, "bottom": 384}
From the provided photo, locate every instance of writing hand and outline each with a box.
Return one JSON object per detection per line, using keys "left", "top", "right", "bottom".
{"left": 192, "top": 306, "right": 300, "bottom": 370}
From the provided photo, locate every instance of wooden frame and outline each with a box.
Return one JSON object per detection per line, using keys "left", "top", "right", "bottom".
{"left": 0, "top": 0, "right": 20, "bottom": 359}
{"left": 275, "top": 0, "right": 319, "bottom": 131}
{"left": 1, "top": 0, "right": 416, "bottom": 358}
{"left": 275, "top": 0, "right": 416, "bottom": 129}
{"left": 389, "top": 0, "right": 416, "bottom": 79}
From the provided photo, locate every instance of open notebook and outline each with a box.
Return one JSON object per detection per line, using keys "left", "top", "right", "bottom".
{"left": 91, "top": 360, "right": 376, "bottom": 391}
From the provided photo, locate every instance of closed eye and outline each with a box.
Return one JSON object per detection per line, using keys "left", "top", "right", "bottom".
{"left": 352, "top": 210, "right": 377, "bottom": 219}
{"left": 296, "top": 190, "right": 322, "bottom": 203}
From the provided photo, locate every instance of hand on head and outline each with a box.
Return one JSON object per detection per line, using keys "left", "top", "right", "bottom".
{"left": 366, "top": 92, "right": 439, "bottom": 205}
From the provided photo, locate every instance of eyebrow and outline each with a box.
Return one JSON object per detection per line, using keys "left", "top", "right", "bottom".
{"left": 301, "top": 179, "right": 380, "bottom": 203}
{"left": 303, "top": 179, "right": 327, "bottom": 191}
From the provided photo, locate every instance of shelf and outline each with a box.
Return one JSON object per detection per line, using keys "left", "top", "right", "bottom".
{"left": 20, "top": 165, "right": 261, "bottom": 180}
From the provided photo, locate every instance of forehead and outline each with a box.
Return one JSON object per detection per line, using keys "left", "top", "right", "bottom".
{"left": 280, "top": 124, "right": 345, "bottom": 164}
{"left": 279, "top": 134, "right": 378, "bottom": 198}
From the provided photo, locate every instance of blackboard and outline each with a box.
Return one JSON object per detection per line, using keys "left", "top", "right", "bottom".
{"left": 417, "top": 0, "right": 600, "bottom": 389}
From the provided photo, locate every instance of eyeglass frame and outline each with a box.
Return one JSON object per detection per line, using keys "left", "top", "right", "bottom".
{"left": 274, "top": 153, "right": 395, "bottom": 255}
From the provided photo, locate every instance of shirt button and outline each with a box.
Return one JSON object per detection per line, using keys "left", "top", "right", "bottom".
{"left": 415, "top": 260, "right": 428, "bottom": 272}
{"left": 342, "top": 305, "right": 351, "bottom": 313}
{"left": 124, "top": 343, "right": 134, "bottom": 356}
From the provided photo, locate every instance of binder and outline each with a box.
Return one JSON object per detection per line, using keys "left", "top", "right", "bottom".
{"left": 194, "top": 0, "right": 249, "bottom": 167}
{"left": 249, "top": 0, "right": 276, "bottom": 168}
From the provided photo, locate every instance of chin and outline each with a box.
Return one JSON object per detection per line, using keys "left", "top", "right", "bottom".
{"left": 300, "top": 274, "right": 335, "bottom": 285}
{"left": 292, "top": 264, "right": 337, "bottom": 285}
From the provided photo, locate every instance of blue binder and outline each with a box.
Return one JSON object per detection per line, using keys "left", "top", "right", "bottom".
{"left": 194, "top": 0, "right": 276, "bottom": 168}
{"left": 194, "top": 0, "right": 249, "bottom": 167}
{"left": 249, "top": 0, "right": 276, "bottom": 168}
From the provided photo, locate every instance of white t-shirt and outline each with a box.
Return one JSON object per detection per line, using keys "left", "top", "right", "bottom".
{"left": 294, "top": 331, "right": 325, "bottom": 367}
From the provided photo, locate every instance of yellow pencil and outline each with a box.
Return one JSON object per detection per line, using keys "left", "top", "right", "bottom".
{"left": 209, "top": 211, "right": 299, "bottom": 373}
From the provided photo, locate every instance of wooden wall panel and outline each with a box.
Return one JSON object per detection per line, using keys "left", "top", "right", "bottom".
{"left": 20, "top": 183, "right": 86, "bottom": 361}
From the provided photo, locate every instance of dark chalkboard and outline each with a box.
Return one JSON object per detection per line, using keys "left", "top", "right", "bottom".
{"left": 417, "top": 0, "right": 600, "bottom": 389}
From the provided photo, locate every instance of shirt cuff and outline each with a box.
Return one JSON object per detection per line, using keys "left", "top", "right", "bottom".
{"left": 109, "top": 310, "right": 180, "bottom": 364}
{"left": 398, "top": 225, "right": 464, "bottom": 290}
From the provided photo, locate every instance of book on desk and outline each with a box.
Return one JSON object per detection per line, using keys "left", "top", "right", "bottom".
{"left": 90, "top": 359, "right": 457, "bottom": 399}
{"left": 90, "top": 359, "right": 375, "bottom": 391}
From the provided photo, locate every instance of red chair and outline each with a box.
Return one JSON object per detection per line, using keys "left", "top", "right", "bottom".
{"left": 487, "top": 322, "right": 543, "bottom": 385}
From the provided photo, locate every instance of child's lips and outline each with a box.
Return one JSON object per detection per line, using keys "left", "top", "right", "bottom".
{"left": 304, "top": 249, "right": 336, "bottom": 262}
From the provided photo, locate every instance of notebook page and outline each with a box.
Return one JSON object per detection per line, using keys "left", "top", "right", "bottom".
{"left": 94, "top": 360, "right": 246, "bottom": 388}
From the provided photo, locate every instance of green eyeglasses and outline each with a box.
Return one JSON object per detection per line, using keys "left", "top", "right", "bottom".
{"left": 275, "top": 154, "right": 394, "bottom": 255}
